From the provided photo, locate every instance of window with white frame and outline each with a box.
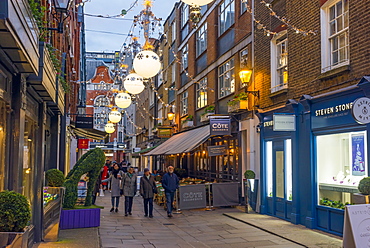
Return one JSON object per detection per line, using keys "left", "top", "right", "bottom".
{"left": 181, "top": 4, "right": 189, "bottom": 28}
{"left": 197, "top": 77, "right": 208, "bottom": 109}
{"left": 219, "top": 0, "right": 235, "bottom": 35}
{"left": 182, "top": 45, "right": 188, "bottom": 70}
{"left": 241, "top": 0, "right": 247, "bottom": 14}
{"left": 320, "top": 0, "right": 349, "bottom": 72}
{"left": 172, "top": 63, "right": 176, "bottom": 83}
{"left": 271, "top": 31, "right": 288, "bottom": 93}
{"left": 181, "top": 91, "right": 188, "bottom": 116}
{"left": 196, "top": 23, "right": 207, "bottom": 56}
{"left": 171, "top": 21, "right": 176, "bottom": 43}
{"left": 218, "top": 58, "right": 235, "bottom": 98}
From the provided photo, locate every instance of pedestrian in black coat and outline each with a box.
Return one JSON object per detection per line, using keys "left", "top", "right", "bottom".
{"left": 140, "top": 168, "right": 157, "bottom": 218}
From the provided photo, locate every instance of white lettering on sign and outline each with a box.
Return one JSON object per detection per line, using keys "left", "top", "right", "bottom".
{"left": 315, "top": 102, "right": 353, "bottom": 116}
{"left": 182, "top": 192, "right": 203, "bottom": 202}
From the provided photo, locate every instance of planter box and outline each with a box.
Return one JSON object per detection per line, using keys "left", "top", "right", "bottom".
{"left": 60, "top": 208, "right": 101, "bottom": 230}
{"left": 353, "top": 193, "right": 370, "bottom": 204}
{"left": 228, "top": 100, "right": 248, "bottom": 113}
{"left": 200, "top": 112, "right": 214, "bottom": 122}
{"left": 0, "top": 225, "right": 32, "bottom": 248}
{"left": 182, "top": 120, "right": 194, "bottom": 129}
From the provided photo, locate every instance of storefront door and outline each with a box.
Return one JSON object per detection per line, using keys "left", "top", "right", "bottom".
{"left": 266, "top": 139, "right": 292, "bottom": 220}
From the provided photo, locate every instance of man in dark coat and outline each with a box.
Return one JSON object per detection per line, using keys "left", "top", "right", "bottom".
{"left": 140, "top": 168, "right": 157, "bottom": 218}
{"left": 162, "top": 166, "right": 179, "bottom": 217}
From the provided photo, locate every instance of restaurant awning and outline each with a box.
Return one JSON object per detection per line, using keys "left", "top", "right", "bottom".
{"left": 133, "top": 144, "right": 161, "bottom": 155}
{"left": 145, "top": 125, "right": 210, "bottom": 156}
{"left": 68, "top": 125, "right": 108, "bottom": 141}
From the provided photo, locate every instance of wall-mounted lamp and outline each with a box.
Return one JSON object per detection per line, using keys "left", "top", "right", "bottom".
{"left": 239, "top": 69, "right": 253, "bottom": 85}
{"left": 48, "top": 0, "right": 72, "bottom": 33}
{"left": 167, "top": 110, "right": 175, "bottom": 121}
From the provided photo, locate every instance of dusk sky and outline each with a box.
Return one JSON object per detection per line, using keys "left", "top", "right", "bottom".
{"left": 84, "top": 0, "right": 177, "bottom": 52}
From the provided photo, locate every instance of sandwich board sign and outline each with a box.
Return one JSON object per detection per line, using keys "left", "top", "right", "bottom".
{"left": 343, "top": 204, "right": 370, "bottom": 247}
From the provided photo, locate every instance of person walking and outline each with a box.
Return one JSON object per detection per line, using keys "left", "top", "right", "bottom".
{"left": 140, "top": 168, "right": 157, "bottom": 218}
{"left": 122, "top": 166, "right": 137, "bottom": 216}
{"left": 102, "top": 163, "right": 124, "bottom": 213}
{"left": 162, "top": 166, "right": 179, "bottom": 218}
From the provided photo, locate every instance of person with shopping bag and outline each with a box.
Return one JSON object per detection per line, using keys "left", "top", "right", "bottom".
{"left": 102, "top": 163, "right": 124, "bottom": 213}
{"left": 140, "top": 168, "right": 157, "bottom": 218}
{"left": 122, "top": 166, "right": 137, "bottom": 216}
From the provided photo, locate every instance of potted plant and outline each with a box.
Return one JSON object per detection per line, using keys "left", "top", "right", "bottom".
{"left": 60, "top": 148, "right": 106, "bottom": 229}
{"left": 0, "top": 190, "right": 32, "bottom": 248}
{"left": 200, "top": 105, "right": 215, "bottom": 122}
{"left": 227, "top": 92, "right": 249, "bottom": 113}
{"left": 182, "top": 115, "right": 194, "bottom": 128}
{"left": 353, "top": 177, "right": 370, "bottom": 204}
{"left": 243, "top": 170, "right": 258, "bottom": 212}
{"left": 43, "top": 169, "right": 66, "bottom": 241}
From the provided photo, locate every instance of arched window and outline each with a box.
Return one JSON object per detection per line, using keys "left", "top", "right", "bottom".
{"left": 94, "top": 95, "right": 110, "bottom": 107}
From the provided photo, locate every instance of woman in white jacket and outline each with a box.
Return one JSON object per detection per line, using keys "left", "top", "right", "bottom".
{"left": 102, "top": 164, "right": 124, "bottom": 212}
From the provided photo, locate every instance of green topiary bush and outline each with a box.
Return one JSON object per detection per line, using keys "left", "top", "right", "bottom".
{"left": 244, "top": 170, "right": 256, "bottom": 179}
{"left": 359, "top": 177, "right": 370, "bottom": 195}
{"left": 63, "top": 148, "right": 105, "bottom": 208}
{"left": 0, "top": 191, "right": 31, "bottom": 232}
{"left": 45, "top": 169, "right": 65, "bottom": 187}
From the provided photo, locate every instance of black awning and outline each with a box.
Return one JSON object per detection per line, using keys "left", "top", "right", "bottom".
{"left": 69, "top": 125, "right": 108, "bottom": 141}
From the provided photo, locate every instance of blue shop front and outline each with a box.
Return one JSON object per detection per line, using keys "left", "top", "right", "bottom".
{"left": 258, "top": 77, "right": 370, "bottom": 236}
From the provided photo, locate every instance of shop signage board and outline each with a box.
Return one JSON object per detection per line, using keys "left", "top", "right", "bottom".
{"left": 273, "top": 114, "right": 295, "bottom": 131}
{"left": 157, "top": 127, "right": 173, "bottom": 138}
{"left": 77, "top": 139, "right": 89, "bottom": 149}
{"left": 75, "top": 116, "right": 93, "bottom": 129}
{"left": 352, "top": 97, "right": 370, "bottom": 124}
{"left": 208, "top": 145, "right": 227, "bottom": 156}
{"left": 210, "top": 118, "right": 231, "bottom": 136}
{"left": 343, "top": 204, "right": 370, "bottom": 247}
{"left": 179, "top": 184, "right": 207, "bottom": 210}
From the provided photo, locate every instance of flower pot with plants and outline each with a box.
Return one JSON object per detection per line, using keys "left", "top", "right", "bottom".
{"left": 353, "top": 177, "right": 370, "bottom": 204}
{"left": 60, "top": 148, "right": 106, "bottom": 229}
{"left": 243, "top": 170, "right": 258, "bottom": 212}
{"left": 227, "top": 92, "right": 249, "bottom": 113}
{"left": 200, "top": 105, "right": 215, "bottom": 122}
{"left": 182, "top": 115, "right": 194, "bottom": 128}
{"left": 0, "top": 190, "right": 32, "bottom": 248}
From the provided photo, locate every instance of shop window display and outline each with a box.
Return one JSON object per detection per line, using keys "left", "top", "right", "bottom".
{"left": 0, "top": 101, "right": 6, "bottom": 191}
{"left": 317, "top": 131, "right": 368, "bottom": 209}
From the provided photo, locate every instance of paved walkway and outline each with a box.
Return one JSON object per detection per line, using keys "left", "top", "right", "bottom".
{"left": 34, "top": 192, "right": 343, "bottom": 248}
{"left": 95, "top": 192, "right": 342, "bottom": 248}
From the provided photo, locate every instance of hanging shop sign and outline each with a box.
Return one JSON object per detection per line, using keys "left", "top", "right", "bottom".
{"left": 207, "top": 145, "right": 227, "bottom": 156}
{"left": 273, "top": 114, "right": 295, "bottom": 131}
{"left": 210, "top": 118, "right": 231, "bottom": 136}
{"left": 77, "top": 139, "right": 89, "bottom": 149}
{"left": 352, "top": 97, "right": 370, "bottom": 124}
{"left": 75, "top": 116, "right": 93, "bottom": 129}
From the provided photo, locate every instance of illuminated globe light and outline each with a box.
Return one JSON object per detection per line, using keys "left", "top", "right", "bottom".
{"left": 181, "top": 0, "right": 214, "bottom": 6}
{"left": 115, "top": 92, "right": 132, "bottom": 108}
{"left": 124, "top": 73, "right": 145, "bottom": 95}
{"left": 104, "top": 122, "right": 115, "bottom": 134}
{"left": 108, "top": 110, "right": 122, "bottom": 123}
{"left": 133, "top": 50, "right": 161, "bottom": 78}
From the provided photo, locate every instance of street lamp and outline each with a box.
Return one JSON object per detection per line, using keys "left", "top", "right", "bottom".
{"left": 167, "top": 110, "right": 175, "bottom": 121}
{"left": 239, "top": 69, "right": 259, "bottom": 98}
{"left": 50, "top": 0, "right": 72, "bottom": 33}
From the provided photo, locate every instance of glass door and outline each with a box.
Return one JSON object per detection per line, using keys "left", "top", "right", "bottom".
{"left": 265, "top": 139, "right": 292, "bottom": 219}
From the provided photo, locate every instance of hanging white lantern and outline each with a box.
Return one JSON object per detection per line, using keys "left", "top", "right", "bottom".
{"left": 115, "top": 92, "right": 132, "bottom": 108}
{"left": 133, "top": 50, "right": 161, "bottom": 78}
{"left": 181, "top": 0, "right": 214, "bottom": 6}
{"left": 104, "top": 122, "right": 115, "bottom": 134}
{"left": 124, "top": 73, "right": 145, "bottom": 95}
{"left": 108, "top": 110, "right": 122, "bottom": 123}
